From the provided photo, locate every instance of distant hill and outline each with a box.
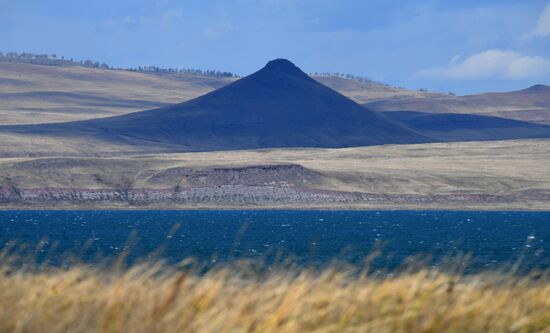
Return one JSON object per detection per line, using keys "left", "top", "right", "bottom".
{"left": 2, "top": 53, "right": 549, "bottom": 128}
{"left": 0, "top": 51, "right": 237, "bottom": 76}
{"left": 0, "top": 58, "right": 432, "bottom": 125}
{"left": 0, "top": 59, "right": 430, "bottom": 152}
{"left": 312, "top": 75, "right": 440, "bottom": 104}
{"left": 0, "top": 61, "right": 236, "bottom": 125}
{"left": 365, "top": 85, "right": 550, "bottom": 125}
{"left": 2, "top": 59, "right": 550, "bottom": 158}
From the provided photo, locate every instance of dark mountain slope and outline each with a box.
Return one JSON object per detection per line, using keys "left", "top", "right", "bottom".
{"left": 4, "top": 59, "right": 548, "bottom": 153}
{"left": 0, "top": 59, "right": 431, "bottom": 151}
{"left": 383, "top": 111, "right": 550, "bottom": 141}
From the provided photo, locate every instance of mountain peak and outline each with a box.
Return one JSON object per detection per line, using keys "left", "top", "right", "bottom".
{"left": 522, "top": 84, "right": 550, "bottom": 93}
{"left": 262, "top": 58, "right": 305, "bottom": 76}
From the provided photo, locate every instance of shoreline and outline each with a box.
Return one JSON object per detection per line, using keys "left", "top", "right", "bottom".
{"left": 2, "top": 204, "right": 549, "bottom": 212}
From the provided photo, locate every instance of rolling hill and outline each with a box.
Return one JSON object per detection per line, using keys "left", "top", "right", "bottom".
{"left": 311, "top": 75, "right": 440, "bottom": 104}
{"left": 0, "top": 59, "right": 431, "bottom": 153}
{"left": 0, "top": 59, "right": 435, "bottom": 125}
{"left": 0, "top": 61, "right": 235, "bottom": 125}
{"left": 3, "top": 58, "right": 548, "bottom": 128}
{"left": 2, "top": 59, "right": 550, "bottom": 157}
{"left": 366, "top": 85, "right": 550, "bottom": 125}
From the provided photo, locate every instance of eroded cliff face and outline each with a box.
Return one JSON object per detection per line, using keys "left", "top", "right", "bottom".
{"left": 148, "top": 164, "right": 326, "bottom": 187}
{"left": 0, "top": 164, "right": 341, "bottom": 205}
{"left": 0, "top": 162, "right": 546, "bottom": 209}
{"left": 0, "top": 184, "right": 513, "bottom": 207}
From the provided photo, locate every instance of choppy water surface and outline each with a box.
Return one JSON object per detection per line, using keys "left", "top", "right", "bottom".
{"left": 0, "top": 210, "right": 548, "bottom": 272}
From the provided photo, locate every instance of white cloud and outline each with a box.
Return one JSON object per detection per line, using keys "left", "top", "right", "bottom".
{"left": 262, "top": 0, "right": 306, "bottom": 9}
{"left": 419, "top": 49, "right": 550, "bottom": 80}
{"left": 529, "top": 2, "right": 550, "bottom": 38}
{"left": 100, "top": 9, "right": 182, "bottom": 30}
{"left": 159, "top": 9, "right": 183, "bottom": 28}
{"left": 202, "top": 20, "right": 233, "bottom": 38}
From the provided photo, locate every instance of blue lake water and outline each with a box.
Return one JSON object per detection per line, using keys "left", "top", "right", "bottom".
{"left": 0, "top": 210, "right": 549, "bottom": 272}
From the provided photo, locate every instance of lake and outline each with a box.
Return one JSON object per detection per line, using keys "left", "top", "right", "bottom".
{"left": 1, "top": 210, "right": 548, "bottom": 272}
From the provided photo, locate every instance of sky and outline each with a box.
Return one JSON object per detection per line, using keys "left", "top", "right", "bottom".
{"left": 1, "top": 0, "right": 549, "bottom": 95}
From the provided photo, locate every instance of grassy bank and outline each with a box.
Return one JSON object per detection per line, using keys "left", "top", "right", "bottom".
{"left": 0, "top": 258, "right": 548, "bottom": 333}
{"left": 1, "top": 140, "right": 550, "bottom": 211}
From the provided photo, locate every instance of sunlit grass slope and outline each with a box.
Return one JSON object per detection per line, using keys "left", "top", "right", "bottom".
{"left": 0, "top": 259, "right": 548, "bottom": 332}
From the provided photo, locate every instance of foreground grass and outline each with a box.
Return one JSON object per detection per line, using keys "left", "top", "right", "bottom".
{"left": 0, "top": 259, "right": 548, "bottom": 333}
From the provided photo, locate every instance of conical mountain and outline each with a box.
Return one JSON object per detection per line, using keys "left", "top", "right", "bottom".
{"left": 2, "top": 59, "right": 431, "bottom": 151}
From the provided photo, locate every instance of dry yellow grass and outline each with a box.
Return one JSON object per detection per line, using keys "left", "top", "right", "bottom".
{"left": 313, "top": 75, "right": 440, "bottom": 104}
{"left": 0, "top": 62, "right": 235, "bottom": 125}
{"left": 0, "top": 258, "right": 548, "bottom": 333}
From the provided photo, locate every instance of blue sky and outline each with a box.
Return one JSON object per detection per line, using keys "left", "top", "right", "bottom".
{"left": 1, "top": 0, "right": 549, "bottom": 95}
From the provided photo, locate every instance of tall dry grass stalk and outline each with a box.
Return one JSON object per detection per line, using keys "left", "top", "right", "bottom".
{"left": 0, "top": 257, "right": 548, "bottom": 333}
